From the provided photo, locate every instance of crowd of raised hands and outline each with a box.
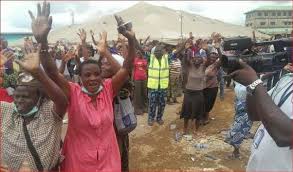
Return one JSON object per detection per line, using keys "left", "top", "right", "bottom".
{"left": 10, "top": 1, "right": 137, "bottom": 80}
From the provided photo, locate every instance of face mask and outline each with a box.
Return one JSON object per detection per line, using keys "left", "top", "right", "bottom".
{"left": 81, "top": 85, "right": 103, "bottom": 96}
{"left": 14, "top": 97, "right": 41, "bottom": 117}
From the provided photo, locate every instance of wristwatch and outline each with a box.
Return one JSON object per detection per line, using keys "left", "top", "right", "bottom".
{"left": 247, "top": 79, "right": 263, "bottom": 96}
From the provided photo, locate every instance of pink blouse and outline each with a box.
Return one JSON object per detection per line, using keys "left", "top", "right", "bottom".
{"left": 61, "top": 79, "right": 121, "bottom": 172}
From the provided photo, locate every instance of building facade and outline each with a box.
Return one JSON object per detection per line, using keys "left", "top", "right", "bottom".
{"left": 245, "top": 6, "right": 292, "bottom": 37}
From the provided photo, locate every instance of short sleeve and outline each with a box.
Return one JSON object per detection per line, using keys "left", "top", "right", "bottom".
{"left": 41, "top": 99, "right": 63, "bottom": 121}
{"left": 69, "top": 82, "right": 81, "bottom": 97}
{"left": 103, "top": 79, "right": 115, "bottom": 98}
{"left": 0, "top": 102, "right": 14, "bottom": 125}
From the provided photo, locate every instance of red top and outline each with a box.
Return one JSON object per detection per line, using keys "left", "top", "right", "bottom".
{"left": 0, "top": 88, "right": 13, "bottom": 103}
{"left": 133, "top": 57, "right": 147, "bottom": 81}
{"left": 61, "top": 79, "right": 121, "bottom": 172}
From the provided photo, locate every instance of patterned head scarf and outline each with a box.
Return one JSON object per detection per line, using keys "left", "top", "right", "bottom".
{"left": 17, "top": 72, "right": 41, "bottom": 88}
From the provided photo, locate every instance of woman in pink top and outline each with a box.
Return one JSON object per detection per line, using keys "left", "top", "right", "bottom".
{"left": 133, "top": 51, "right": 148, "bottom": 115}
{"left": 34, "top": 4, "right": 136, "bottom": 171}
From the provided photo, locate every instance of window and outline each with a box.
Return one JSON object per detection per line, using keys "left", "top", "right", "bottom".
{"left": 250, "top": 23, "right": 253, "bottom": 26}
{"left": 277, "top": 12, "right": 281, "bottom": 16}
{"left": 258, "top": 12, "right": 262, "bottom": 16}
{"left": 264, "top": 12, "right": 268, "bottom": 16}
{"left": 289, "top": 11, "right": 292, "bottom": 16}
{"left": 260, "top": 22, "right": 266, "bottom": 25}
{"left": 270, "top": 22, "right": 276, "bottom": 25}
{"left": 272, "top": 12, "right": 276, "bottom": 16}
{"left": 246, "top": 24, "right": 249, "bottom": 27}
{"left": 283, "top": 12, "right": 287, "bottom": 16}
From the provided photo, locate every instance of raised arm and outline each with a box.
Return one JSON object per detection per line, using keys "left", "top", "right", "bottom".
{"left": 97, "top": 32, "right": 121, "bottom": 76}
{"left": 213, "top": 32, "right": 223, "bottom": 68}
{"left": 15, "top": 48, "right": 68, "bottom": 117}
{"left": 174, "top": 39, "right": 188, "bottom": 57}
{"left": 28, "top": 1, "right": 71, "bottom": 99}
{"left": 230, "top": 61, "right": 292, "bottom": 147}
{"left": 117, "top": 34, "right": 129, "bottom": 58}
{"left": 73, "top": 44, "right": 83, "bottom": 70}
{"left": 0, "top": 50, "right": 15, "bottom": 66}
{"left": 143, "top": 35, "right": 150, "bottom": 46}
{"left": 77, "top": 29, "right": 90, "bottom": 59}
{"left": 134, "top": 37, "right": 145, "bottom": 54}
{"left": 90, "top": 30, "right": 98, "bottom": 45}
{"left": 110, "top": 15, "right": 136, "bottom": 93}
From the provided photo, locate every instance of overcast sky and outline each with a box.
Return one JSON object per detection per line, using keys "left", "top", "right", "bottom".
{"left": 1, "top": 1, "right": 291, "bottom": 33}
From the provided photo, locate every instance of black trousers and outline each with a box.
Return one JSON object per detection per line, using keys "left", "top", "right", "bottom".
{"left": 117, "top": 134, "right": 129, "bottom": 172}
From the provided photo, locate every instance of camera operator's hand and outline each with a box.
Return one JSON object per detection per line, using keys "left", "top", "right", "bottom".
{"left": 229, "top": 59, "right": 258, "bottom": 86}
{"left": 283, "top": 63, "right": 293, "bottom": 72}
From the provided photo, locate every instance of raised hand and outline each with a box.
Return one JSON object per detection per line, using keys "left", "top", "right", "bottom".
{"left": 213, "top": 33, "right": 222, "bottom": 48}
{"left": 15, "top": 47, "right": 41, "bottom": 75}
{"left": 284, "top": 63, "right": 293, "bottom": 72}
{"left": 28, "top": 1, "right": 52, "bottom": 43}
{"left": 96, "top": 31, "right": 108, "bottom": 56}
{"left": 77, "top": 29, "right": 87, "bottom": 43}
{"left": 229, "top": 59, "right": 258, "bottom": 86}
{"left": 0, "top": 50, "right": 15, "bottom": 66}
{"left": 63, "top": 50, "right": 75, "bottom": 62}
{"left": 75, "top": 44, "right": 83, "bottom": 58}
{"left": 114, "top": 15, "right": 135, "bottom": 40}
{"left": 118, "top": 34, "right": 127, "bottom": 43}
{"left": 90, "top": 30, "right": 94, "bottom": 37}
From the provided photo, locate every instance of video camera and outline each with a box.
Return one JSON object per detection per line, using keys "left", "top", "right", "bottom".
{"left": 221, "top": 36, "right": 292, "bottom": 73}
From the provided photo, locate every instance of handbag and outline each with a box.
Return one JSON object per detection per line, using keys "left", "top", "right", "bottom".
{"left": 114, "top": 97, "right": 137, "bottom": 135}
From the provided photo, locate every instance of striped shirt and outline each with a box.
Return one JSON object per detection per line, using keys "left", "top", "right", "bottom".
{"left": 1, "top": 99, "right": 62, "bottom": 171}
{"left": 169, "top": 58, "right": 181, "bottom": 80}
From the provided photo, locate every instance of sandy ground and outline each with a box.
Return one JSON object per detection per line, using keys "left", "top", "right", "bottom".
{"left": 62, "top": 88, "right": 260, "bottom": 171}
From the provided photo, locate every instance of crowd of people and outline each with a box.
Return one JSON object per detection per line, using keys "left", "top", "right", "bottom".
{"left": 0, "top": 1, "right": 292, "bottom": 172}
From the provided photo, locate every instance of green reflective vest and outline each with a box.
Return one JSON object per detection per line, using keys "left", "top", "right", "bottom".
{"left": 147, "top": 54, "right": 169, "bottom": 89}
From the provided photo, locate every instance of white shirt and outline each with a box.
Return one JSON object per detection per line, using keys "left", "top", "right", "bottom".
{"left": 246, "top": 74, "right": 293, "bottom": 172}
{"left": 269, "top": 44, "right": 275, "bottom": 53}
{"left": 55, "top": 59, "right": 70, "bottom": 76}
{"left": 112, "top": 54, "right": 124, "bottom": 66}
{"left": 151, "top": 46, "right": 156, "bottom": 54}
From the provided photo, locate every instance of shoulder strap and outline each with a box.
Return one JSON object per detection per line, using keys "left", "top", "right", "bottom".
{"left": 277, "top": 82, "right": 293, "bottom": 107}
{"left": 22, "top": 120, "right": 44, "bottom": 171}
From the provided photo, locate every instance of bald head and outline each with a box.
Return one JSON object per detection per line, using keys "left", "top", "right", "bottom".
{"left": 154, "top": 44, "right": 164, "bottom": 59}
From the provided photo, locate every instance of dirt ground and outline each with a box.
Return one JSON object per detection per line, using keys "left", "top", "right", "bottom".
{"left": 128, "top": 88, "right": 259, "bottom": 172}
{"left": 61, "top": 88, "right": 260, "bottom": 172}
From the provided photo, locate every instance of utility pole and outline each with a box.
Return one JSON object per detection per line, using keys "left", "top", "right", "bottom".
{"left": 179, "top": 11, "right": 183, "bottom": 40}
{"left": 70, "top": 10, "right": 74, "bottom": 26}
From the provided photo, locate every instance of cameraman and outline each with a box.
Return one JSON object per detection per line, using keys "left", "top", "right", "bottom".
{"left": 230, "top": 62, "right": 292, "bottom": 171}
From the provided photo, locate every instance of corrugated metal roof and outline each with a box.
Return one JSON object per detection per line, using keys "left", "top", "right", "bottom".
{"left": 245, "top": 6, "right": 292, "bottom": 13}
{"left": 257, "top": 27, "right": 292, "bottom": 35}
